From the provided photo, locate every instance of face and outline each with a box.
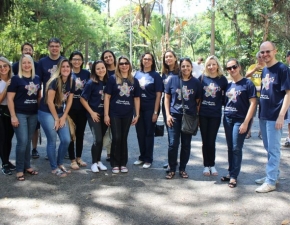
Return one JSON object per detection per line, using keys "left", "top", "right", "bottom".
{"left": 22, "top": 45, "right": 33, "bottom": 56}
{"left": 71, "top": 54, "right": 83, "bottom": 69}
{"left": 257, "top": 54, "right": 264, "bottom": 64}
{"left": 95, "top": 63, "right": 107, "bottom": 79}
{"left": 164, "top": 52, "right": 177, "bottom": 68}
{"left": 118, "top": 59, "right": 130, "bottom": 74}
{"left": 180, "top": 60, "right": 192, "bottom": 77}
{"left": 103, "top": 52, "right": 114, "bottom": 66}
{"left": 286, "top": 56, "right": 290, "bottom": 64}
{"left": 0, "top": 61, "right": 10, "bottom": 76}
{"left": 142, "top": 54, "right": 153, "bottom": 70}
{"left": 60, "top": 61, "right": 71, "bottom": 77}
{"left": 48, "top": 41, "right": 61, "bottom": 57}
{"left": 21, "top": 57, "right": 32, "bottom": 74}
{"left": 260, "top": 42, "right": 277, "bottom": 64}
{"left": 207, "top": 59, "right": 218, "bottom": 74}
{"left": 226, "top": 60, "right": 240, "bottom": 78}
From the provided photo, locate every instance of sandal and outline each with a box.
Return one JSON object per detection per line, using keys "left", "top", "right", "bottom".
{"left": 166, "top": 171, "right": 175, "bottom": 179}
{"left": 221, "top": 176, "right": 231, "bottom": 182}
{"left": 70, "top": 161, "right": 79, "bottom": 170}
{"left": 179, "top": 171, "right": 189, "bottom": 178}
{"left": 59, "top": 165, "right": 71, "bottom": 174}
{"left": 258, "top": 133, "right": 262, "bottom": 140}
{"left": 76, "top": 158, "right": 87, "bottom": 167}
{"left": 52, "top": 169, "right": 67, "bottom": 177}
{"left": 16, "top": 175, "right": 25, "bottom": 181}
{"left": 203, "top": 167, "right": 210, "bottom": 176}
{"left": 25, "top": 169, "right": 38, "bottom": 175}
{"left": 228, "top": 180, "right": 237, "bottom": 188}
{"left": 245, "top": 134, "right": 251, "bottom": 139}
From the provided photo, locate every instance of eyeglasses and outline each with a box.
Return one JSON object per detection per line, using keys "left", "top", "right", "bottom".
{"left": 143, "top": 58, "right": 152, "bottom": 61}
{"left": 226, "top": 64, "right": 238, "bottom": 71}
{"left": 0, "top": 64, "right": 9, "bottom": 69}
{"left": 119, "top": 62, "right": 129, "bottom": 66}
{"left": 260, "top": 49, "right": 274, "bottom": 55}
{"left": 72, "top": 58, "right": 82, "bottom": 62}
{"left": 49, "top": 45, "right": 60, "bottom": 48}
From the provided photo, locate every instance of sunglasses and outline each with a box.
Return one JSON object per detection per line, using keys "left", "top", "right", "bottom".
{"left": 226, "top": 64, "right": 238, "bottom": 71}
{"left": 119, "top": 62, "right": 129, "bottom": 66}
{"left": 0, "top": 64, "right": 9, "bottom": 69}
{"left": 260, "top": 49, "right": 274, "bottom": 55}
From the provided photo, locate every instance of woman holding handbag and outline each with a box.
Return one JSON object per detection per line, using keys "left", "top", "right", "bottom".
{"left": 164, "top": 57, "right": 201, "bottom": 179}
{"left": 199, "top": 55, "right": 228, "bottom": 176}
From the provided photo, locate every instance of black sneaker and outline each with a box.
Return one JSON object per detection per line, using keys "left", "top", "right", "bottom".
{"left": 8, "top": 162, "right": 16, "bottom": 171}
{"left": 32, "top": 149, "right": 40, "bottom": 159}
{"left": 2, "top": 164, "right": 12, "bottom": 175}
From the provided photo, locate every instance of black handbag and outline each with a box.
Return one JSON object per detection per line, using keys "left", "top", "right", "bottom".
{"left": 155, "top": 124, "right": 164, "bottom": 137}
{"left": 179, "top": 79, "right": 199, "bottom": 135}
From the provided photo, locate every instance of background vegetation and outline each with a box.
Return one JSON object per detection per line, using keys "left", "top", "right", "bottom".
{"left": 1, "top": 0, "right": 290, "bottom": 71}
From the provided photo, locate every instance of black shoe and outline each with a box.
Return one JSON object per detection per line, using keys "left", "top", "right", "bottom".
{"left": 8, "top": 162, "right": 16, "bottom": 171}
{"left": 32, "top": 149, "right": 40, "bottom": 159}
{"left": 163, "top": 163, "right": 168, "bottom": 169}
{"left": 2, "top": 164, "right": 12, "bottom": 175}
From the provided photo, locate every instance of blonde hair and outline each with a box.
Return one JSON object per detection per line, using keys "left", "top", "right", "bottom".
{"left": 0, "top": 57, "right": 12, "bottom": 79}
{"left": 18, "top": 54, "right": 35, "bottom": 79}
{"left": 204, "top": 55, "right": 224, "bottom": 77}
{"left": 115, "top": 56, "right": 134, "bottom": 84}
{"left": 45, "top": 58, "right": 72, "bottom": 108}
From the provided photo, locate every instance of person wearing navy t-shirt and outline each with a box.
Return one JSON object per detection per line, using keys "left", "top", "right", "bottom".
{"left": 199, "top": 55, "right": 228, "bottom": 177}
{"left": 133, "top": 53, "right": 163, "bottom": 169}
{"left": 164, "top": 57, "right": 202, "bottom": 179}
{"left": 7, "top": 55, "right": 41, "bottom": 181}
{"left": 100, "top": 50, "right": 117, "bottom": 161}
{"left": 67, "top": 51, "right": 90, "bottom": 170}
{"left": 222, "top": 58, "right": 256, "bottom": 188}
{"left": 80, "top": 60, "right": 109, "bottom": 173}
{"left": 255, "top": 41, "right": 290, "bottom": 193}
{"left": 104, "top": 56, "right": 140, "bottom": 174}
{"left": 38, "top": 59, "right": 75, "bottom": 178}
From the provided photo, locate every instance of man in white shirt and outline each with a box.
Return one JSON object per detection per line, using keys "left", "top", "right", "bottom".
{"left": 192, "top": 57, "right": 204, "bottom": 78}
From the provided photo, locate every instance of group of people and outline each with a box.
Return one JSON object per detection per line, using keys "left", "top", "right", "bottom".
{"left": 0, "top": 39, "right": 288, "bottom": 193}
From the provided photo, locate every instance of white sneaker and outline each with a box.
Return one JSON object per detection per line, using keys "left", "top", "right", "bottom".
{"left": 255, "top": 183, "right": 276, "bottom": 193}
{"left": 143, "top": 163, "right": 151, "bottom": 169}
{"left": 134, "top": 160, "right": 144, "bottom": 165}
{"left": 210, "top": 166, "right": 218, "bottom": 176}
{"left": 255, "top": 177, "right": 279, "bottom": 184}
{"left": 120, "top": 166, "right": 128, "bottom": 173}
{"left": 91, "top": 163, "right": 99, "bottom": 173}
{"left": 97, "top": 161, "right": 107, "bottom": 171}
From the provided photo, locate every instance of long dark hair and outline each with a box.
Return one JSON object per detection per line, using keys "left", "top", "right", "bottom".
{"left": 69, "top": 51, "right": 84, "bottom": 68}
{"left": 161, "top": 50, "right": 179, "bottom": 75}
{"left": 179, "top": 57, "right": 193, "bottom": 79}
{"left": 139, "top": 52, "right": 156, "bottom": 72}
{"left": 90, "top": 60, "right": 108, "bottom": 83}
{"left": 100, "top": 50, "right": 116, "bottom": 67}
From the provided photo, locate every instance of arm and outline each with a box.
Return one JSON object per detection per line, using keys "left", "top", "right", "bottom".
{"left": 164, "top": 93, "right": 173, "bottom": 127}
{"left": 7, "top": 92, "right": 19, "bottom": 127}
{"left": 276, "top": 90, "right": 290, "bottom": 130}
{"left": 80, "top": 97, "right": 100, "bottom": 122}
{"left": 131, "top": 97, "right": 140, "bottom": 125}
{"left": 47, "top": 90, "right": 60, "bottom": 130}
{"left": 245, "top": 64, "right": 263, "bottom": 78}
{"left": 104, "top": 93, "right": 111, "bottom": 126}
{"left": 60, "top": 93, "right": 74, "bottom": 127}
{"left": 152, "top": 92, "right": 161, "bottom": 122}
{"left": 0, "top": 79, "right": 11, "bottom": 104}
{"left": 239, "top": 98, "right": 256, "bottom": 134}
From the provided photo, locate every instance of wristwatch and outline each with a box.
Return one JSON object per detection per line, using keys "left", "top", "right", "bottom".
{"left": 154, "top": 111, "right": 158, "bottom": 115}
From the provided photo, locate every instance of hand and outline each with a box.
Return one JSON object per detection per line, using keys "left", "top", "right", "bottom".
{"left": 152, "top": 114, "right": 158, "bottom": 123}
{"left": 131, "top": 116, "right": 139, "bottom": 125}
{"left": 59, "top": 116, "right": 66, "bottom": 128}
{"left": 54, "top": 120, "right": 60, "bottom": 130}
{"left": 166, "top": 115, "right": 174, "bottom": 128}
{"left": 275, "top": 115, "right": 284, "bottom": 130}
{"left": 91, "top": 112, "right": 100, "bottom": 122}
{"left": 104, "top": 115, "right": 110, "bottom": 126}
{"left": 6, "top": 79, "right": 11, "bottom": 87}
{"left": 239, "top": 122, "right": 248, "bottom": 134}
{"left": 255, "top": 64, "right": 263, "bottom": 71}
{"left": 11, "top": 116, "right": 19, "bottom": 127}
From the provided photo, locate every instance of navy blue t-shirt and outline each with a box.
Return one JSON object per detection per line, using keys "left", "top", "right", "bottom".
{"left": 259, "top": 62, "right": 290, "bottom": 121}
{"left": 135, "top": 70, "right": 163, "bottom": 111}
{"left": 81, "top": 79, "right": 105, "bottom": 117}
{"left": 164, "top": 75, "right": 202, "bottom": 116}
{"left": 37, "top": 56, "right": 64, "bottom": 96}
{"left": 7, "top": 75, "right": 41, "bottom": 115}
{"left": 39, "top": 78, "right": 75, "bottom": 114}
{"left": 224, "top": 78, "right": 256, "bottom": 119}
{"left": 104, "top": 75, "right": 141, "bottom": 118}
{"left": 71, "top": 69, "right": 90, "bottom": 111}
{"left": 12, "top": 61, "right": 39, "bottom": 76}
{"left": 108, "top": 70, "right": 115, "bottom": 77}
{"left": 199, "top": 75, "right": 228, "bottom": 117}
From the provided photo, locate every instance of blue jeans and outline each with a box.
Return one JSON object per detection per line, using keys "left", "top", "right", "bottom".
{"left": 38, "top": 110, "right": 71, "bottom": 170}
{"left": 135, "top": 109, "right": 156, "bottom": 163}
{"left": 167, "top": 114, "right": 192, "bottom": 172}
{"left": 223, "top": 116, "right": 250, "bottom": 179}
{"left": 14, "top": 113, "right": 38, "bottom": 172}
{"left": 199, "top": 115, "right": 221, "bottom": 167}
{"left": 259, "top": 119, "right": 281, "bottom": 185}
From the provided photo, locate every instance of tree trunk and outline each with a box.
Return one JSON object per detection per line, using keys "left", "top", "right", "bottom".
{"left": 165, "top": 0, "right": 173, "bottom": 50}
{"left": 210, "top": 0, "right": 215, "bottom": 55}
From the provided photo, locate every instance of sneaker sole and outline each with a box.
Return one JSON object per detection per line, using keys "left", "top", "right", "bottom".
{"left": 2, "top": 170, "right": 12, "bottom": 175}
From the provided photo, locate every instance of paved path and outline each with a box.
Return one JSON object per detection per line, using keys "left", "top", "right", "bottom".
{"left": 0, "top": 115, "right": 289, "bottom": 225}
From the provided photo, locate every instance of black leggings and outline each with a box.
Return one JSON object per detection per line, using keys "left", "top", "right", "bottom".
{"left": 0, "top": 114, "right": 14, "bottom": 165}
